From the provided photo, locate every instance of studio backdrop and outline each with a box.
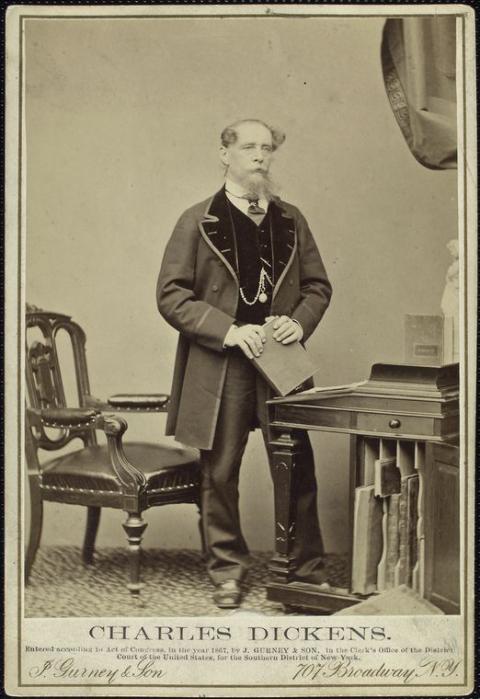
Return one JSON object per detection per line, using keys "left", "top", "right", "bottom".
{"left": 25, "top": 16, "right": 458, "bottom": 554}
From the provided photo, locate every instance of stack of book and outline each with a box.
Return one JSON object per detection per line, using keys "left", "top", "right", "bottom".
{"left": 351, "top": 456, "right": 419, "bottom": 595}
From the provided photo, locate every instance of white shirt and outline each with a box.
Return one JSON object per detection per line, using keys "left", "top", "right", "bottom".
{"left": 224, "top": 178, "right": 269, "bottom": 217}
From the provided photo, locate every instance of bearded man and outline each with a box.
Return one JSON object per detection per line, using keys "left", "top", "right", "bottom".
{"left": 157, "top": 119, "right": 332, "bottom": 608}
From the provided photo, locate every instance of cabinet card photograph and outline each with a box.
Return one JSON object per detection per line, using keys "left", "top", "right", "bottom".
{"left": 4, "top": 4, "right": 476, "bottom": 696}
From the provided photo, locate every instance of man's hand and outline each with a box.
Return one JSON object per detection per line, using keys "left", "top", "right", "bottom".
{"left": 224, "top": 324, "right": 266, "bottom": 359}
{"left": 266, "top": 315, "right": 304, "bottom": 344}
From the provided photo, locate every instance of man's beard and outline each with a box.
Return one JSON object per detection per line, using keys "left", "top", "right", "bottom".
{"left": 238, "top": 171, "right": 279, "bottom": 201}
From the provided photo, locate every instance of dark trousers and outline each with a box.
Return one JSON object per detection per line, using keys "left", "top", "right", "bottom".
{"left": 200, "top": 349, "right": 325, "bottom": 584}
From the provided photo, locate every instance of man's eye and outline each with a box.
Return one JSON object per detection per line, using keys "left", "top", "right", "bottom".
{"left": 262, "top": 146, "right": 273, "bottom": 152}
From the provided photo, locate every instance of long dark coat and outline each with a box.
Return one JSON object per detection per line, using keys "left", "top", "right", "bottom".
{"left": 156, "top": 189, "right": 332, "bottom": 450}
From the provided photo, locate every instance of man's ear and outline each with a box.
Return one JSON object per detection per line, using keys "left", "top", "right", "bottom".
{"left": 219, "top": 146, "right": 229, "bottom": 167}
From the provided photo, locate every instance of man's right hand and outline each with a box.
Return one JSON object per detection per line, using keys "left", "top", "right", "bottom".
{"left": 223, "top": 324, "right": 266, "bottom": 359}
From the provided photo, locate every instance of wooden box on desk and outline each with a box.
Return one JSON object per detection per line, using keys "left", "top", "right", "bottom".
{"left": 405, "top": 314, "right": 444, "bottom": 366}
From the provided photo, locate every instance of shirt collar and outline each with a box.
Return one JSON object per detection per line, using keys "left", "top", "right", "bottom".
{"left": 225, "top": 178, "right": 249, "bottom": 199}
{"left": 224, "top": 178, "right": 269, "bottom": 211}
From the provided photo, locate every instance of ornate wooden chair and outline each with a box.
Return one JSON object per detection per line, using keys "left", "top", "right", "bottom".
{"left": 25, "top": 304, "right": 202, "bottom": 594}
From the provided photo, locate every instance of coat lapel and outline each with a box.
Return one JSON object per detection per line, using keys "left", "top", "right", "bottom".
{"left": 269, "top": 198, "right": 297, "bottom": 299}
{"left": 198, "top": 190, "right": 298, "bottom": 297}
{"left": 198, "top": 189, "right": 238, "bottom": 284}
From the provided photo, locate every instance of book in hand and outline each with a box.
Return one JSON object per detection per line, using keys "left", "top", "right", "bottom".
{"left": 248, "top": 318, "right": 318, "bottom": 396}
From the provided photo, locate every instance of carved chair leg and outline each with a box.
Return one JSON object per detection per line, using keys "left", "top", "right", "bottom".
{"left": 25, "top": 476, "right": 43, "bottom": 584}
{"left": 122, "top": 512, "right": 147, "bottom": 595}
{"left": 82, "top": 506, "right": 101, "bottom": 564}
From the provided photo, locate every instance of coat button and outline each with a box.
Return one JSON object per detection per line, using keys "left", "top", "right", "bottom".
{"left": 289, "top": 279, "right": 294, "bottom": 285}
{"left": 212, "top": 284, "right": 219, "bottom": 292}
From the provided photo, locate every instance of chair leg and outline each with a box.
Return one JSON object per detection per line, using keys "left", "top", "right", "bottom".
{"left": 122, "top": 512, "right": 147, "bottom": 595}
{"left": 25, "top": 476, "right": 43, "bottom": 584}
{"left": 82, "top": 506, "right": 101, "bottom": 564}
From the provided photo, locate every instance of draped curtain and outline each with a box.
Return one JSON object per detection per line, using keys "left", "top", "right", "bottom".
{"left": 381, "top": 16, "right": 457, "bottom": 170}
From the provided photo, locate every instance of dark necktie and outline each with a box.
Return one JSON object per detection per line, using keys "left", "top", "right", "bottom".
{"left": 247, "top": 198, "right": 266, "bottom": 215}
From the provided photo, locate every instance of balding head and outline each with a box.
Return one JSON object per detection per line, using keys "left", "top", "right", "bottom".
{"left": 221, "top": 119, "right": 286, "bottom": 152}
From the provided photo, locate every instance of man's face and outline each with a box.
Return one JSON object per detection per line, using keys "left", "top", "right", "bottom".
{"left": 220, "top": 122, "right": 274, "bottom": 187}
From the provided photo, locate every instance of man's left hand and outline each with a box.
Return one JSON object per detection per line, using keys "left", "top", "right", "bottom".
{"left": 267, "top": 316, "right": 304, "bottom": 344}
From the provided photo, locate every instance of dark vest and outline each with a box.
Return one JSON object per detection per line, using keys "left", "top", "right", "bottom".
{"left": 228, "top": 201, "right": 273, "bottom": 324}
{"left": 199, "top": 189, "right": 296, "bottom": 325}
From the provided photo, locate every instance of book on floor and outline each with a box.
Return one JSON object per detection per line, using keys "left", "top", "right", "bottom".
{"left": 351, "top": 484, "right": 384, "bottom": 595}
{"left": 394, "top": 474, "right": 419, "bottom": 587}
{"left": 385, "top": 493, "right": 401, "bottom": 588}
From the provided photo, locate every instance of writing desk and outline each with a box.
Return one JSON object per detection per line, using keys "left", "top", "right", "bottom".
{"left": 266, "top": 363, "right": 460, "bottom": 614}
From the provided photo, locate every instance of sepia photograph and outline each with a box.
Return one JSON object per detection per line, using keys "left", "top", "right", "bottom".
{"left": 4, "top": 4, "right": 476, "bottom": 696}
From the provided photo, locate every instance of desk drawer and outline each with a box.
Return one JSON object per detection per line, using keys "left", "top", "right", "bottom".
{"left": 356, "top": 412, "right": 434, "bottom": 437}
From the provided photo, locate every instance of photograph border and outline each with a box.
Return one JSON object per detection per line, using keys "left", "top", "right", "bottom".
{"left": 5, "top": 4, "right": 476, "bottom": 695}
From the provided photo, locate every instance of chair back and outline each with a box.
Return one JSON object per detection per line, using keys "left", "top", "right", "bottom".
{"left": 26, "top": 304, "right": 97, "bottom": 450}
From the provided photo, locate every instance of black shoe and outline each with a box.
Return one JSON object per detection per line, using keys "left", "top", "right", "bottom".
{"left": 294, "top": 569, "right": 331, "bottom": 587}
{"left": 213, "top": 579, "right": 242, "bottom": 609}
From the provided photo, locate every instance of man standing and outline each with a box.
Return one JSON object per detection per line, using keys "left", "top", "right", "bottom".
{"left": 157, "top": 119, "right": 332, "bottom": 608}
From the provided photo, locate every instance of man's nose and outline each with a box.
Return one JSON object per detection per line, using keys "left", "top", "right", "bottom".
{"left": 252, "top": 148, "right": 264, "bottom": 162}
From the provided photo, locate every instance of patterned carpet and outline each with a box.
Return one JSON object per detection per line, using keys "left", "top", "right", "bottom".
{"left": 25, "top": 547, "right": 349, "bottom": 618}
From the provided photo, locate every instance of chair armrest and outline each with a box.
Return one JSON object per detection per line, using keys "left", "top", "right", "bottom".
{"left": 107, "top": 394, "right": 170, "bottom": 410}
{"left": 28, "top": 407, "right": 100, "bottom": 428}
{"left": 25, "top": 409, "right": 142, "bottom": 498}
{"left": 101, "top": 415, "right": 148, "bottom": 492}
{"left": 26, "top": 408, "right": 149, "bottom": 499}
{"left": 84, "top": 394, "right": 169, "bottom": 411}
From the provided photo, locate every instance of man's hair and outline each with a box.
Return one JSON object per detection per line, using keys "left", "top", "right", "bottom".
{"left": 220, "top": 119, "right": 286, "bottom": 152}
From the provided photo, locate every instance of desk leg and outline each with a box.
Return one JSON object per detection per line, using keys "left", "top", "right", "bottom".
{"left": 268, "top": 429, "right": 299, "bottom": 584}
{"left": 267, "top": 427, "right": 362, "bottom": 613}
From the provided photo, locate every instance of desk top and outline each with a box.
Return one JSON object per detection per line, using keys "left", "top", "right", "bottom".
{"left": 267, "top": 363, "right": 459, "bottom": 443}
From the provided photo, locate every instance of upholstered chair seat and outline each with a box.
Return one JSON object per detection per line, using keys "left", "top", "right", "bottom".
{"left": 40, "top": 442, "right": 200, "bottom": 494}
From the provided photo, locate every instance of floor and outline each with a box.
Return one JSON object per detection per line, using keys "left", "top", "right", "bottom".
{"left": 24, "top": 547, "right": 349, "bottom": 617}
